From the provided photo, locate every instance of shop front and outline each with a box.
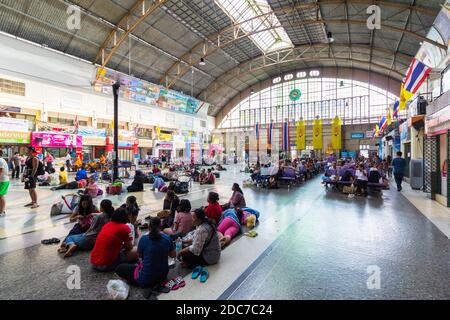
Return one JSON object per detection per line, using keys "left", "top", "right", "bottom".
{"left": 173, "top": 135, "right": 186, "bottom": 161}
{"left": 31, "top": 132, "right": 82, "bottom": 160}
{"left": 105, "top": 136, "right": 138, "bottom": 162}
{"left": 138, "top": 139, "right": 153, "bottom": 160}
{"left": 0, "top": 117, "right": 31, "bottom": 158}
{"left": 78, "top": 128, "right": 107, "bottom": 160}
{"left": 154, "top": 141, "right": 173, "bottom": 161}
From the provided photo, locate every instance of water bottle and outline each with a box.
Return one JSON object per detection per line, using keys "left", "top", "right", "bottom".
{"left": 175, "top": 237, "right": 182, "bottom": 253}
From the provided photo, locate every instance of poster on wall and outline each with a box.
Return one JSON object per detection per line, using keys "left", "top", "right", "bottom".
{"left": 94, "top": 67, "right": 200, "bottom": 115}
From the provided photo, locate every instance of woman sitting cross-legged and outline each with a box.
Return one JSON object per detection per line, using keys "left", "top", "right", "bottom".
{"left": 60, "top": 199, "right": 114, "bottom": 258}
{"left": 222, "top": 183, "right": 246, "bottom": 210}
{"left": 90, "top": 208, "right": 139, "bottom": 272}
{"left": 163, "top": 199, "right": 193, "bottom": 238}
{"left": 77, "top": 176, "right": 99, "bottom": 198}
{"left": 58, "top": 195, "right": 99, "bottom": 255}
{"left": 204, "top": 192, "right": 222, "bottom": 225}
{"left": 177, "top": 208, "right": 221, "bottom": 269}
{"left": 127, "top": 170, "right": 145, "bottom": 192}
{"left": 115, "top": 217, "right": 176, "bottom": 288}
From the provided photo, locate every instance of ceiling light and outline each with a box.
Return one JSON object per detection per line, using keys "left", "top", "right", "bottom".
{"left": 199, "top": 58, "right": 206, "bottom": 66}
{"left": 327, "top": 32, "right": 334, "bottom": 43}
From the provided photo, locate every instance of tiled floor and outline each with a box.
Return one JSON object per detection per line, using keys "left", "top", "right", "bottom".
{"left": 0, "top": 166, "right": 449, "bottom": 300}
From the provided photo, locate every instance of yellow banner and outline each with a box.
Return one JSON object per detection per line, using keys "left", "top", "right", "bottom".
{"left": 331, "top": 117, "right": 342, "bottom": 150}
{"left": 296, "top": 120, "right": 306, "bottom": 150}
{"left": 399, "top": 83, "right": 413, "bottom": 111}
{"left": 312, "top": 119, "right": 323, "bottom": 150}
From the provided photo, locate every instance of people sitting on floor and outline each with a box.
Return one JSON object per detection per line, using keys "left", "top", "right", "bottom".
{"left": 75, "top": 165, "right": 88, "bottom": 181}
{"left": 90, "top": 207, "right": 138, "bottom": 272}
{"left": 177, "top": 208, "right": 221, "bottom": 269}
{"left": 115, "top": 217, "right": 176, "bottom": 288}
{"left": 162, "top": 190, "right": 180, "bottom": 229}
{"left": 215, "top": 164, "right": 226, "bottom": 171}
{"left": 121, "top": 195, "right": 140, "bottom": 240}
{"left": 163, "top": 199, "right": 193, "bottom": 237}
{"left": 204, "top": 192, "right": 222, "bottom": 225}
{"left": 59, "top": 166, "right": 68, "bottom": 185}
{"left": 127, "top": 170, "right": 145, "bottom": 192}
{"left": 163, "top": 167, "right": 178, "bottom": 181}
{"left": 152, "top": 165, "right": 161, "bottom": 175}
{"left": 368, "top": 163, "right": 383, "bottom": 184}
{"left": 222, "top": 183, "right": 246, "bottom": 209}
{"left": 78, "top": 176, "right": 100, "bottom": 198}
{"left": 58, "top": 195, "right": 98, "bottom": 255}
{"left": 59, "top": 199, "right": 115, "bottom": 258}
{"left": 38, "top": 169, "right": 59, "bottom": 186}
{"left": 322, "top": 161, "right": 338, "bottom": 183}
{"left": 200, "top": 169, "right": 215, "bottom": 185}
{"left": 197, "top": 169, "right": 206, "bottom": 183}
{"left": 73, "top": 156, "right": 82, "bottom": 171}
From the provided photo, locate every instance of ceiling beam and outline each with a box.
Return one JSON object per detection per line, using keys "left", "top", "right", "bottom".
{"left": 198, "top": 44, "right": 411, "bottom": 101}
{"left": 159, "top": 0, "right": 437, "bottom": 86}
{"left": 93, "top": 0, "right": 168, "bottom": 77}
{"left": 164, "top": 17, "right": 443, "bottom": 90}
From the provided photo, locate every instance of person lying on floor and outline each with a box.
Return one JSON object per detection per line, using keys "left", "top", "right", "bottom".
{"left": 59, "top": 199, "right": 114, "bottom": 258}
{"left": 177, "top": 209, "right": 221, "bottom": 269}
{"left": 90, "top": 207, "right": 138, "bottom": 272}
{"left": 115, "top": 217, "right": 176, "bottom": 288}
{"left": 58, "top": 195, "right": 98, "bottom": 254}
{"left": 163, "top": 199, "right": 193, "bottom": 238}
{"left": 200, "top": 169, "right": 215, "bottom": 185}
{"left": 151, "top": 175, "right": 166, "bottom": 192}
{"left": 127, "top": 170, "right": 145, "bottom": 192}
{"left": 222, "top": 183, "right": 246, "bottom": 209}
{"left": 216, "top": 208, "right": 258, "bottom": 248}
{"left": 50, "top": 178, "right": 87, "bottom": 191}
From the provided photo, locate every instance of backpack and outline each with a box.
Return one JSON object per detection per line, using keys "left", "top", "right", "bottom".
{"left": 368, "top": 170, "right": 381, "bottom": 183}
{"left": 174, "top": 181, "right": 189, "bottom": 194}
{"left": 36, "top": 159, "right": 45, "bottom": 176}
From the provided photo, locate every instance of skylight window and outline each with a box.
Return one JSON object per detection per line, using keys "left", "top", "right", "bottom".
{"left": 214, "top": 0, "right": 294, "bottom": 53}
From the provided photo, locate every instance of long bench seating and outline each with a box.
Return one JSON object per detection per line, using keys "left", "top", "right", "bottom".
{"left": 323, "top": 179, "right": 389, "bottom": 193}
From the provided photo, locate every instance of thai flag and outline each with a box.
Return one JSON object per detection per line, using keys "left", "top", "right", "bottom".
{"left": 282, "top": 121, "right": 290, "bottom": 151}
{"left": 403, "top": 58, "right": 432, "bottom": 94}
{"left": 255, "top": 122, "right": 260, "bottom": 141}
{"left": 379, "top": 116, "right": 388, "bottom": 134}
{"left": 393, "top": 100, "right": 400, "bottom": 118}
{"left": 267, "top": 123, "right": 273, "bottom": 145}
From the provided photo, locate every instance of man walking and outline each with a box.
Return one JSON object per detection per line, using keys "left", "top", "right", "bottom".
{"left": 11, "top": 152, "right": 20, "bottom": 179}
{"left": 0, "top": 150, "right": 10, "bottom": 217}
{"left": 392, "top": 151, "right": 406, "bottom": 192}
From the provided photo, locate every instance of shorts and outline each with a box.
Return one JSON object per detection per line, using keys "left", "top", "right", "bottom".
{"left": 24, "top": 177, "right": 36, "bottom": 190}
{"left": 0, "top": 181, "right": 10, "bottom": 196}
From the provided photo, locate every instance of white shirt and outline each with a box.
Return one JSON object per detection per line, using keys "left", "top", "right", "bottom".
{"left": 355, "top": 169, "right": 368, "bottom": 181}
{"left": 0, "top": 158, "right": 10, "bottom": 182}
{"left": 65, "top": 154, "right": 71, "bottom": 161}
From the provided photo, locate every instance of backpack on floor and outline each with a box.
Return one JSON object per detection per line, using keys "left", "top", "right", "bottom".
{"left": 174, "top": 181, "right": 189, "bottom": 194}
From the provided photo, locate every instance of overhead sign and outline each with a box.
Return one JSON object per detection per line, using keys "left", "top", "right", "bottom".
{"left": 351, "top": 132, "right": 365, "bottom": 139}
{"left": 0, "top": 131, "right": 30, "bottom": 144}
{"left": 0, "top": 117, "right": 29, "bottom": 132}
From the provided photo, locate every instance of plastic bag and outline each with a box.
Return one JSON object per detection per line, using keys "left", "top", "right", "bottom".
{"left": 107, "top": 280, "right": 130, "bottom": 300}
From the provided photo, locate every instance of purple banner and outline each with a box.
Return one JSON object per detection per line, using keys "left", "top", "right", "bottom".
{"left": 31, "top": 132, "right": 82, "bottom": 148}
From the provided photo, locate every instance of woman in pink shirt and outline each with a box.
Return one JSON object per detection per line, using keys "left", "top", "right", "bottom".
{"left": 83, "top": 176, "right": 99, "bottom": 198}
{"left": 163, "top": 199, "right": 193, "bottom": 237}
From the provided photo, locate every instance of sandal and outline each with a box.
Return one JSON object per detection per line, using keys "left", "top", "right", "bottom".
{"left": 174, "top": 276, "right": 185, "bottom": 288}
{"left": 30, "top": 204, "right": 40, "bottom": 209}
{"left": 41, "top": 239, "right": 52, "bottom": 245}
{"left": 199, "top": 268, "right": 209, "bottom": 283}
{"left": 191, "top": 266, "right": 203, "bottom": 279}
{"left": 162, "top": 279, "right": 178, "bottom": 291}
{"left": 244, "top": 230, "right": 258, "bottom": 237}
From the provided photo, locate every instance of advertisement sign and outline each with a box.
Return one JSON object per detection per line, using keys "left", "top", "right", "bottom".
{"left": 0, "top": 117, "right": 29, "bottom": 132}
{"left": 351, "top": 132, "right": 365, "bottom": 139}
{"left": 365, "top": 130, "right": 374, "bottom": 138}
{"left": 0, "top": 131, "right": 30, "bottom": 144}
{"left": 82, "top": 136, "right": 106, "bottom": 146}
{"left": 31, "top": 132, "right": 82, "bottom": 148}
{"left": 78, "top": 127, "right": 106, "bottom": 137}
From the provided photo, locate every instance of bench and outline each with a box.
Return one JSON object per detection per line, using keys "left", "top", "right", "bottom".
{"left": 323, "top": 180, "right": 388, "bottom": 194}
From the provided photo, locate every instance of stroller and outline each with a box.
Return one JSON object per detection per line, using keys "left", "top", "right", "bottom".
{"left": 174, "top": 175, "right": 191, "bottom": 194}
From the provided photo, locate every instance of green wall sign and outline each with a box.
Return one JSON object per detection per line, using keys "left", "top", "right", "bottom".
{"left": 289, "top": 89, "right": 301, "bottom": 101}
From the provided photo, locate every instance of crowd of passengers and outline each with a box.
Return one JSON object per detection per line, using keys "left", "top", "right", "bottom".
{"left": 321, "top": 154, "right": 391, "bottom": 196}
{"left": 55, "top": 180, "right": 259, "bottom": 290}
{"left": 248, "top": 158, "right": 327, "bottom": 188}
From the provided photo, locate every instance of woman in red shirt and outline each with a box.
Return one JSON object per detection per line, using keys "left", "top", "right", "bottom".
{"left": 204, "top": 192, "right": 222, "bottom": 224}
{"left": 90, "top": 208, "right": 138, "bottom": 271}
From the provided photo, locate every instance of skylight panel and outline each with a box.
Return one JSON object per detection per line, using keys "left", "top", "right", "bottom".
{"left": 215, "top": 0, "right": 294, "bottom": 53}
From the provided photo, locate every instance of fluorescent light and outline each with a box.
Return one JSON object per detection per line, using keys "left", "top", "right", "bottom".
{"left": 214, "top": 0, "right": 293, "bottom": 53}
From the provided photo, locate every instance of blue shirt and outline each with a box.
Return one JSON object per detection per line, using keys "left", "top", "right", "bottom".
{"left": 75, "top": 169, "right": 87, "bottom": 181}
{"left": 392, "top": 157, "right": 406, "bottom": 175}
{"left": 136, "top": 233, "right": 173, "bottom": 287}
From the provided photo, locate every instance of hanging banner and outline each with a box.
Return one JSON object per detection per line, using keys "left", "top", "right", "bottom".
{"left": 282, "top": 121, "right": 290, "bottom": 151}
{"left": 296, "top": 120, "right": 306, "bottom": 150}
{"left": 312, "top": 119, "right": 323, "bottom": 150}
{"left": 331, "top": 117, "right": 342, "bottom": 150}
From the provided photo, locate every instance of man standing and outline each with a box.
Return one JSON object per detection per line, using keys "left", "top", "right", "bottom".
{"left": 392, "top": 151, "right": 406, "bottom": 192}
{"left": 11, "top": 152, "right": 20, "bottom": 179}
{"left": 0, "top": 150, "right": 10, "bottom": 217}
{"left": 24, "top": 147, "right": 40, "bottom": 208}
{"left": 64, "top": 151, "right": 72, "bottom": 171}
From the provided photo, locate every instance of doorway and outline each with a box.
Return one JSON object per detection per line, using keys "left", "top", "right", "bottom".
{"left": 404, "top": 142, "right": 411, "bottom": 178}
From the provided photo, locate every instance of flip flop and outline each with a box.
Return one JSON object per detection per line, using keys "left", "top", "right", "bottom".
{"left": 244, "top": 230, "right": 258, "bottom": 237}
{"left": 199, "top": 268, "right": 209, "bottom": 283}
{"left": 41, "top": 239, "right": 52, "bottom": 245}
{"left": 191, "top": 266, "right": 203, "bottom": 279}
{"left": 24, "top": 203, "right": 33, "bottom": 207}
{"left": 51, "top": 238, "right": 61, "bottom": 244}
{"left": 162, "top": 279, "right": 177, "bottom": 291}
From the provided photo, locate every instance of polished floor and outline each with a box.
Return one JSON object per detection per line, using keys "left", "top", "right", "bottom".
{"left": 0, "top": 165, "right": 449, "bottom": 300}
